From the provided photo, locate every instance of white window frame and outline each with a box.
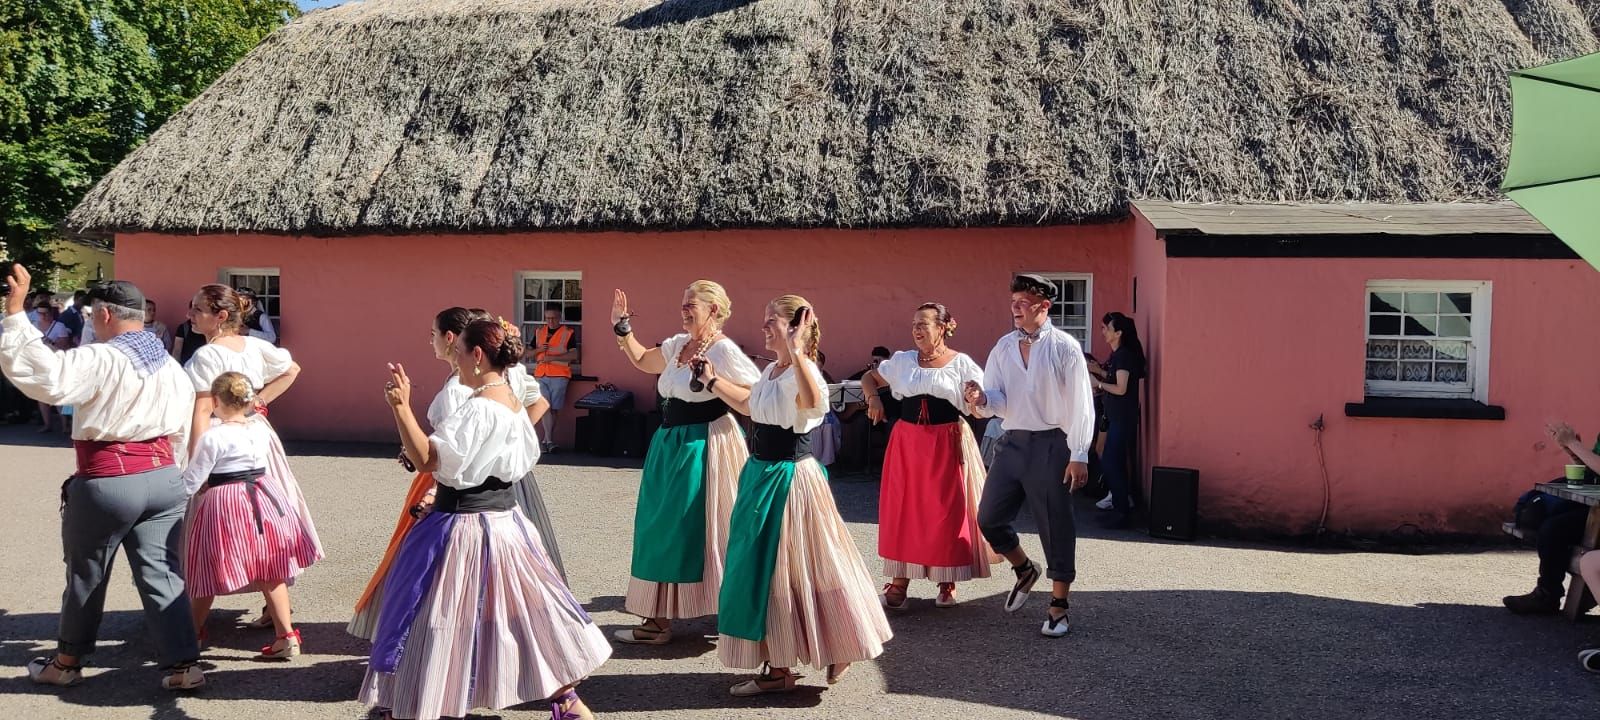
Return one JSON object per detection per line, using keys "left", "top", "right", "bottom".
{"left": 516, "top": 270, "right": 583, "bottom": 368}
{"left": 1363, "top": 280, "right": 1492, "bottom": 402}
{"left": 219, "top": 267, "right": 281, "bottom": 327}
{"left": 1027, "top": 272, "right": 1094, "bottom": 349}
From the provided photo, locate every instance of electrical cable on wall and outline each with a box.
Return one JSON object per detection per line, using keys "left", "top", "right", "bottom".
{"left": 1311, "top": 414, "right": 1329, "bottom": 535}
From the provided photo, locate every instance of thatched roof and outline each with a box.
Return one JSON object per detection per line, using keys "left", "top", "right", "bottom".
{"left": 67, "top": 0, "right": 1600, "bottom": 234}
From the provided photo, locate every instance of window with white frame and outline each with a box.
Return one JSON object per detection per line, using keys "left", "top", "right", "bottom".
{"left": 1364, "top": 281, "right": 1491, "bottom": 400}
{"left": 1028, "top": 273, "right": 1093, "bottom": 347}
{"left": 222, "top": 268, "right": 281, "bottom": 336}
{"left": 518, "top": 271, "right": 583, "bottom": 368}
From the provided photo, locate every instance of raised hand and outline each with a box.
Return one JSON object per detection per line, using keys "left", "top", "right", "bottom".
{"left": 611, "top": 289, "right": 631, "bottom": 325}
{"left": 4, "top": 264, "right": 31, "bottom": 317}
{"left": 385, "top": 362, "right": 412, "bottom": 407}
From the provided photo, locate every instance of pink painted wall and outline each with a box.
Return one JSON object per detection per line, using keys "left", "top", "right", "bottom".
{"left": 1127, "top": 209, "right": 1167, "bottom": 498}
{"left": 1149, "top": 253, "right": 1600, "bottom": 536}
{"left": 118, "top": 224, "right": 1133, "bottom": 444}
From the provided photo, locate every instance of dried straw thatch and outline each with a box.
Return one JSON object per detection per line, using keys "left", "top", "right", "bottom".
{"left": 67, "top": 0, "right": 1600, "bottom": 234}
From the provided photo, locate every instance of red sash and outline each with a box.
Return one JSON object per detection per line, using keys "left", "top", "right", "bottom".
{"left": 73, "top": 438, "right": 176, "bottom": 478}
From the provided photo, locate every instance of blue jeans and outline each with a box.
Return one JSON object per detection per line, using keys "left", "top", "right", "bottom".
{"left": 1102, "top": 414, "right": 1138, "bottom": 513}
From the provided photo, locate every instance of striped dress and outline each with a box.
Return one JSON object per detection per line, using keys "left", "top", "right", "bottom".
{"left": 718, "top": 361, "right": 892, "bottom": 671}
{"left": 180, "top": 420, "right": 316, "bottom": 597}
{"left": 359, "top": 396, "right": 609, "bottom": 719}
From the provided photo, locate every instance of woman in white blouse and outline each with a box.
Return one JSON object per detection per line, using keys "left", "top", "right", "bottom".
{"left": 696, "top": 294, "right": 891, "bottom": 696}
{"left": 609, "top": 280, "right": 761, "bottom": 645}
{"left": 363, "top": 318, "right": 608, "bottom": 720}
{"left": 347, "top": 306, "right": 556, "bottom": 640}
{"left": 859, "top": 303, "right": 1000, "bottom": 610}
{"left": 184, "top": 284, "right": 322, "bottom": 627}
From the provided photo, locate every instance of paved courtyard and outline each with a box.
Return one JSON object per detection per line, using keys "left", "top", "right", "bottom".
{"left": 1, "top": 425, "right": 1598, "bottom": 719}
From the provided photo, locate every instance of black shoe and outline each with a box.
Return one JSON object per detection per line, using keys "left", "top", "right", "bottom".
{"left": 1040, "top": 597, "right": 1071, "bottom": 638}
{"left": 1005, "top": 560, "right": 1040, "bottom": 613}
{"left": 1502, "top": 586, "right": 1562, "bottom": 615}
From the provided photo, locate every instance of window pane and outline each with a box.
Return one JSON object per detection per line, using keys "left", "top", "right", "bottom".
{"left": 267, "top": 275, "right": 279, "bottom": 294}
{"left": 1368, "top": 315, "right": 1401, "bottom": 336}
{"left": 1366, "top": 340, "right": 1398, "bottom": 360}
{"left": 1433, "top": 340, "right": 1468, "bottom": 361}
{"left": 564, "top": 305, "right": 582, "bottom": 323}
{"left": 1404, "top": 292, "right": 1438, "bottom": 314}
{"left": 1442, "top": 292, "right": 1472, "bottom": 314}
{"left": 545, "top": 281, "right": 564, "bottom": 300}
{"left": 1060, "top": 281, "right": 1087, "bottom": 303}
{"left": 1400, "top": 339, "right": 1433, "bottom": 360}
{"left": 1369, "top": 292, "right": 1402, "bottom": 313}
{"left": 1365, "top": 361, "right": 1397, "bottom": 381}
{"left": 564, "top": 280, "right": 582, "bottom": 300}
{"left": 1438, "top": 315, "right": 1471, "bottom": 337}
{"left": 1063, "top": 314, "right": 1087, "bottom": 329}
{"left": 1403, "top": 315, "right": 1437, "bottom": 337}
{"left": 524, "top": 302, "right": 537, "bottom": 320}
{"left": 1435, "top": 362, "right": 1469, "bottom": 383}
{"left": 524, "top": 279, "right": 543, "bottom": 299}
{"left": 1400, "top": 362, "right": 1433, "bottom": 382}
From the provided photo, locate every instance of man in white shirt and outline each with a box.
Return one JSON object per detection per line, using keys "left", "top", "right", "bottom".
{"left": 964, "top": 274, "right": 1096, "bottom": 638}
{"left": 0, "top": 267, "right": 204, "bottom": 691}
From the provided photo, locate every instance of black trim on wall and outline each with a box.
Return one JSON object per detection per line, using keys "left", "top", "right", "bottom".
{"left": 1164, "top": 232, "right": 1578, "bottom": 259}
{"left": 1344, "top": 397, "right": 1506, "bottom": 421}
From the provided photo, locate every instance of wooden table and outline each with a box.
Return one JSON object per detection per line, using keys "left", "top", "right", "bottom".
{"left": 1535, "top": 482, "right": 1600, "bottom": 619}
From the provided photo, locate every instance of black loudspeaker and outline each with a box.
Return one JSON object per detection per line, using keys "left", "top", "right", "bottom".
{"left": 618, "top": 411, "right": 649, "bottom": 458}
{"left": 1147, "top": 466, "right": 1199, "bottom": 541}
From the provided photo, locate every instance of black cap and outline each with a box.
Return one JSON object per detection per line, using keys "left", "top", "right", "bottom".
{"left": 1011, "top": 273, "right": 1058, "bottom": 300}
{"left": 85, "top": 280, "right": 145, "bottom": 311}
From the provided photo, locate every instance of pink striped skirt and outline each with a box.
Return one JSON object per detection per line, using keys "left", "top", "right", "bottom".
{"left": 718, "top": 458, "right": 893, "bottom": 671}
{"left": 359, "top": 510, "right": 611, "bottom": 720}
{"left": 183, "top": 476, "right": 316, "bottom": 597}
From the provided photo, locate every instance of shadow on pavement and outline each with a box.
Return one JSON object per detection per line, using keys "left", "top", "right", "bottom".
{"left": 0, "top": 608, "right": 368, "bottom": 711}
{"left": 875, "top": 588, "right": 1600, "bottom": 718}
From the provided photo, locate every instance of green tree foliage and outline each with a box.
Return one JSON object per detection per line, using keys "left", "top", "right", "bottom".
{"left": 0, "top": 0, "right": 296, "bottom": 280}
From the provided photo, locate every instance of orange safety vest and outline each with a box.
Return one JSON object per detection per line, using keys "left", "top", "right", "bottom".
{"left": 534, "top": 325, "right": 574, "bottom": 378}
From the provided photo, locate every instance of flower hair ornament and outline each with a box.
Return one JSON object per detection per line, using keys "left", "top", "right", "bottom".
{"left": 497, "top": 316, "right": 521, "bottom": 342}
{"left": 945, "top": 319, "right": 958, "bottom": 338}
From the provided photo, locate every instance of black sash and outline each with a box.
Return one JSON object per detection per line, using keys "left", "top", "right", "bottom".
{"left": 902, "top": 394, "right": 962, "bottom": 425}
{"left": 433, "top": 476, "right": 517, "bottom": 514}
{"left": 661, "top": 398, "right": 729, "bottom": 427}
{"left": 750, "top": 423, "right": 813, "bottom": 462}
{"left": 207, "top": 468, "right": 282, "bottom": 534}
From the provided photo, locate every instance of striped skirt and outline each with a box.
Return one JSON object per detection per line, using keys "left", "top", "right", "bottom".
{"left": 258, "top": 415, "right": 325, "bottom": 568}
{"left": 880, "top": 420, "right": 1002, "bottom": 583}
{"left": 513, "top": 471, "right": 566, "bottom": 581}
{"left": 184, "top": 475, "right": 317, "bottom": 597}
{"left": 624, "top": 414, "right": 746, "bottom": 619}
{"left": 358, "top": 510, "right": 611, "bottom": 720}
{"left": 718, "top": 457, "right": 892, "bottom": 671}
{"left": 347, "top": 471, "right": 436, "bottom": 640}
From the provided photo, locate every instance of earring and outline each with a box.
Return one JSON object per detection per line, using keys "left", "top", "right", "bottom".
{"left": 474, "top": 363, "right": 482, "bottom": 377}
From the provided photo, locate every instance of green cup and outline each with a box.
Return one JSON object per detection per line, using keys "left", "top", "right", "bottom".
{"left": 1567, "top": 464, "right": 1588, "bottom": 483}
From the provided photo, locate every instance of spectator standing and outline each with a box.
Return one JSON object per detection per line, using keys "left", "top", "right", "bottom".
{"left": 144, "top": 300, "right": 174, "bottom": 350}
{"left": 531, "top": 305, "right": 578, "bottom": 452}
{"left": 1088, "top": 312, "right": 1146, "bottom": 529}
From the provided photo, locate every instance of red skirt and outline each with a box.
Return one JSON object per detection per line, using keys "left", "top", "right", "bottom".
{"left": 878, "top": 421, "right": 980, "bottom": 568}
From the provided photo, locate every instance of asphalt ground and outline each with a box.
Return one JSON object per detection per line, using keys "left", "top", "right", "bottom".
{"left": 1, "top": 424, "right": 1598, "bottom": 719}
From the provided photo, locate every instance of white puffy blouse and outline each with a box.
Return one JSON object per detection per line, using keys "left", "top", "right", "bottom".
{"left": 875, "top": 350, "right": 983, "bottom": 409}
{"left": 180, "top": 420, "right": 272, "bottom": 496}
{"left": 748, "top": 360, "right": 829, "bottom": 433}
{"left": 657, "top": 334, "right": 761, "bottom": 400}
{"left": 184, "top": 336, "right": 293, "bottom": 392}
{"left": 430, "top": 396, "right": 540, "bottom": 490}
{"left": 426, "top": 364, "right": 542, "bottom": 430}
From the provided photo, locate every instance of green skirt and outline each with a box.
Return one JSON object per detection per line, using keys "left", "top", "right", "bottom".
{"left": 630, "top": 423, "right": 710, "bottom": 583}
{"left": 717, "top": 458, "right": 799, "bottom": 641}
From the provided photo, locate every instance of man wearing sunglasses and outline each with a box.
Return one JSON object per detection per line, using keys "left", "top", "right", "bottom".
{"left": 964, "top": 274, "right": 1096, "bottom": 638}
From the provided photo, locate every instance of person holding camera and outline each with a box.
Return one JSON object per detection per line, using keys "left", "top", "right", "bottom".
{"left": 963, "top": 274, "right": 1096, "bottom": 639}
{"left": 696, "top": 295, "right": 891, "bottom": 695}
{"left": 0, "top": 266, "right": 204, "bottom": 690}
{"left": 610, "top": 281, "right": 760, "bottom": 645}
